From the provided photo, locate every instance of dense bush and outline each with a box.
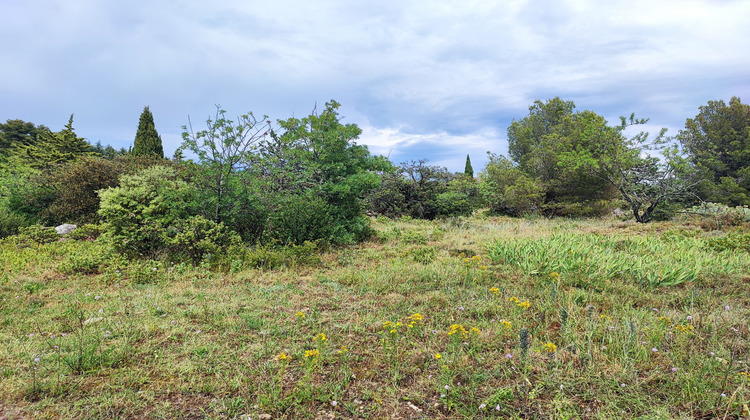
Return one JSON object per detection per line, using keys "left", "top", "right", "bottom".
{"left": 264, "top": 193, "right": 334, "bottom": 245}
{"left": 38, "top": 156, "right": 122, "bottom": 224}
{"left": 0, "top": 210, "right": 31, "bottom": 238}
{"left": 98, "top": 165, "right": 195, "bottom": 258}
{"left": 366, "top": 160, "right": 480, "bottom": 219}
{"left": 162, "top": 215, "right": 241, "bottom": 264}
{"left": 15, "top": 225, "right": 59, "bottom": 245}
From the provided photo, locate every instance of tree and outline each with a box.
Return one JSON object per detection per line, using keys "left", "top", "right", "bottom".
{"left": 10, "top": 115, "right": 94, "bottom": 170}
{"left": 132, "top": 106, "right": 164, "bottom": 158}
{"left": 178, "top": 106, "right": 271, "bottom": 226}
{"left": 464, "top": 154, "right": 474, "bottom": 178}
{"left": 265, "top": 100, "right": 389, "bottom": 242}
{"left": 558, "top": 114, "right": 696, "bottom": 223}
{"left": 479, "top": 153, "right": 544, "bottom": 216}
{"left": 0, "top": 119, "right": 48, "bottom": 158}
{"left": 508, "top": 97, "right": 575, "bottom": 179}
{"left": 678, "top": 97, "right": 750, "bottom": 206}
{"left": 506, "top": 98, "right": 618, "bottom": 215}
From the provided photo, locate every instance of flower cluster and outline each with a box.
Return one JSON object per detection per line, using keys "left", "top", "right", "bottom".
{"left": 463, "top": 255, "right": 487, "bottom": 270}
{"left": 447, "top": 324, "right": 479, "bottom": 339}
{"left": 447, "top": 324, "right": 468, "bottom": 338}
{"left": 509, "top": 296, "right": 530, "bottom": 309}
{"left": 408, "top": 313, "right": 424, "bottom": 328}
{"left": 674, "top": 324, "right": 694, "bottom": 334}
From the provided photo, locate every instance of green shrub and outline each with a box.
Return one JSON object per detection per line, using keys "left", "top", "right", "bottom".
{"left": 98, "top": 165, "right": 194, "bottom": 258}
{"left": 686, "top": 202, "right": 750, "bottom": 229}
{"left": 162, "top": 216, "right": 242, "bottom": 264}
{"left": 265, "top": 193, "right": 334, "bottom": 245}
{"left": 244, "top": 241, "right": 321, "bottom": 269}
{"left": 67, "top": 223, "right": 106, "bottom": 241}
{"left": 58, "top": 247, "right": 108, "bottom": 275}
{"left": 410, "top": 246, "right": 437, "bottom": 264}
{"left": 0, "top": 210, "right": 31, "bottom": 238}
{"left": 436, "top": 191, "right": 474, "bottom": 217}
{"left": 704, "top": 232, "right": 750, "bottom": 253}
{"left": 16, "top": 225, "right": 59, "bottom": 244}
{"left": 401, "top": 230, "right": 427, "bottom": 244}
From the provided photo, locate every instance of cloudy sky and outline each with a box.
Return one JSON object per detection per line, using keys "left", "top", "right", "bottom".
{"left": 2, "top": 0, "right": 748, "bottom": 172}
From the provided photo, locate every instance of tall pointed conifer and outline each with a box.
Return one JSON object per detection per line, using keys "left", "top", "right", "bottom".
{"left": 133, "top": 106, "right": 164, "bottom": 158}
{"left": 464, "top": 154, "right": 474, "bottom": 178}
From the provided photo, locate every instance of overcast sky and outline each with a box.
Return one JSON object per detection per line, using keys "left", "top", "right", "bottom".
{"left": 2, "top": 0, "right": 748, "bottom": 172}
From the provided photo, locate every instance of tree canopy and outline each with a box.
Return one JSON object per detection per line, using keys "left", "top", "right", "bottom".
{"left": 678, "top": 97, "right": 750, "bottom": 206}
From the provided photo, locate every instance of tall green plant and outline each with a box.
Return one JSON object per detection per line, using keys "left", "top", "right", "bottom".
{"left": 132, "top": 106, "right": 164, "bottom": 158}
{"left": 264, "top": 100, "right": 389, "bottom": 243}
{"left": 178, "top": 106, "right": 271, "bottom": 226}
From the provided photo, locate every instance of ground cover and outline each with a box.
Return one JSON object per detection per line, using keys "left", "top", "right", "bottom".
{"left": 1, "top": 216, "right": 748, "bottom": 418}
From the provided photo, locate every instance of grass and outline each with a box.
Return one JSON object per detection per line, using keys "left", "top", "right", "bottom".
{"left": 0, "top": 215, "right": 749, "bottom": 418}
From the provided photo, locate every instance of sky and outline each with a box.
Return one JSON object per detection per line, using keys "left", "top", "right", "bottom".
{"left": 1, "top": 0, "right": 749, "bottom": 172}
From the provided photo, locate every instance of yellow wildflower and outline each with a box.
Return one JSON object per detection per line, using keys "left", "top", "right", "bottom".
{"left": 304, "top": 349, "right": 320, "bottom": 358}
{"left": 543, "top": 342, "right": 557, "bottom": 353}
{"left": 489, "top": 287, "right": 500, "bottom": 295}
{"left": 337, "top": 346, "right": 348, "bottom": 354}
{"left": 500, "top": 320, "right": 512, "bottom": 329}
{"left": 314, "top": 333, "right": 327, "bottom": 342}
{"left": 447, "top": 324, "right": 468, "bottom": 338}
{"left": 274, "top": 353, "right": 289, "bottom": 361}
{"left": 674, "top": 324, "right": 694, "bottom": 333}
{"left": 509, "top": 296, "right": 520, "bottom": 303}
{"left": 295, "top": 311, "right": 305, "bottom": 319}
{"left": 434, "top": 353, "right": 442, "bottom": 359}
{"left": 517, "top": 301, "right": 530, "bottom": 309}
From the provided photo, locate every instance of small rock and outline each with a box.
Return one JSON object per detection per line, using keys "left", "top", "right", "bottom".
{"left": 257, "top": 414, "right": 272, "bottom": 420}
{"left": 55, "top": 224, "right": 77, "bottom": 235}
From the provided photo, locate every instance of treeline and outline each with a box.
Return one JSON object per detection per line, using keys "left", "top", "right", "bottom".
{"left": 1, "top": 97, "right": 748, "bottom": 262}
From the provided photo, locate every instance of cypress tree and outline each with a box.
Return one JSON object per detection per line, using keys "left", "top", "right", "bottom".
{"left": 133, "top": 106, "right": 164, "bottom": 158}
{"left": 464, "top": 154, "right": 474, "bottom": 178}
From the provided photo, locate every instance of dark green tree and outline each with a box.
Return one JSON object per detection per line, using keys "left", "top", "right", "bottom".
{"left": 464, "top": 154, "right": 474, "bottom": 178}
{"left": 506, "top": 98, "right": 618, "bottom": 216}
{"left": 11, "top": 115, "right": 94, "bottom": 170}
{"left": 0, "top": 120, "right": 48, "bottom": 158}
{"left": 678, "top": 97, "right": 750, "bottom": 206}
{"left": 132, "top": 106, "right": 164, "bottom": 158}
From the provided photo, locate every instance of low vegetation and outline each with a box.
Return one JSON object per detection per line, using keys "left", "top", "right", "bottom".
{"left": 1, "top": 215, "right": 748, "bottom": 418}
{"left": 1, "top": 96, "right": 748, "bottom": 418}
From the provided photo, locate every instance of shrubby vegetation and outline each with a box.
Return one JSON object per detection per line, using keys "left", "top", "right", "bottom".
{"left": 0, "top": 96, "right": 748, "bottom": 264}
{"left": 0, "top": 97, "right": 748, "bottom": 418}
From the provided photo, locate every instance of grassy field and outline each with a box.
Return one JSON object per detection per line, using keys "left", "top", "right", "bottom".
{"left": 1, "top": 215, "right": 749, "bottom": 419}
